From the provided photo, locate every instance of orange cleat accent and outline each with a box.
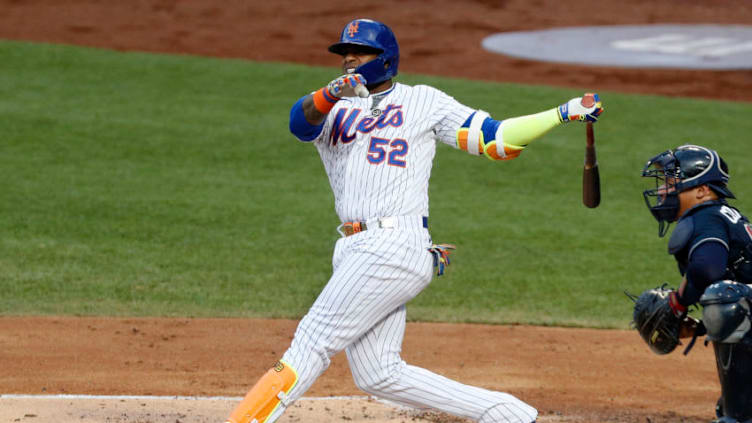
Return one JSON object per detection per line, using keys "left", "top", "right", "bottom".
{"left": 226, "top": 361, "right": 299, "bottom": 423}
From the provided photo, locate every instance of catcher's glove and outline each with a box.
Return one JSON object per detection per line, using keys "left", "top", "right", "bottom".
{"left": 626, "top": 285, "right": 707, "bottom": 355}
{"left": 626, "top": 285, "right": 683, "bottom": 355}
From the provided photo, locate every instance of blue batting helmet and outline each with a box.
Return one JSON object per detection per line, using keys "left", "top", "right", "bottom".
{"left": 328, "top": 19, "right": 399, "bottom": 86}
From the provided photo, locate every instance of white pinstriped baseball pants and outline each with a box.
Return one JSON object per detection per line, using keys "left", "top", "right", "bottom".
{"left": 275, "top": 219, "right": 537, "bottom": 423}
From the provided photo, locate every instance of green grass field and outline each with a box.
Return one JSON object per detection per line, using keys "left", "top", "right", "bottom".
{"left": 1, "top": 40, "right": 750, "bottom": 327}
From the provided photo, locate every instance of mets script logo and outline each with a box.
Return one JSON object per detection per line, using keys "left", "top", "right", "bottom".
{"left": 347, "top": 22, "right": 359, "bottom": 37}
{"left": 330, "top": 105, "right": 404, "bottom": 145}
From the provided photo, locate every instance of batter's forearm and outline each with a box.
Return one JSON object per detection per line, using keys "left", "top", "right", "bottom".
{"left": 455, "top": 108, "right": 560, "bottom": 161}
{"left": 290, "top": 95, "right": 325, "bottom": 142}
{"left": 296, "top": 74, "right": 370, "bottom": 129}
{"left": 455, "top": 94, "right": 603, "bottom": 161}
{"left": 302, "top": 94, "right": 328, "bottom": 125}
{"left": 498, "top": 108, "right": 561, "bottom": 148}
{"left": 289, "top": 85, "right": 343, "bottom": 141}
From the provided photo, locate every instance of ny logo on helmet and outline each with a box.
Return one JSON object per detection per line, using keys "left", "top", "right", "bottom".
{"left": 347, "top": 21, "right": 359, "bottom": 37}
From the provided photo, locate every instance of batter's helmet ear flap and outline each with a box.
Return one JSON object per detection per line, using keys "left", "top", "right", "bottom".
{"left": 328, "top": 19, "right": 399, "bottom": 86}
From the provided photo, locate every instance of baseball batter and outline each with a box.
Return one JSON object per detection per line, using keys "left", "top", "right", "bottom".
{"left": 226, "top": 18, "right": 603, "bottom": 423}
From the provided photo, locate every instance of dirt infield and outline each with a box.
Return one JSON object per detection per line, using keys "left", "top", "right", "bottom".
{"left": 1, "top": 1, "right": 749, "bottom": 422}
{"left": 0, "top": 317, "right": 721, "bottom": 422}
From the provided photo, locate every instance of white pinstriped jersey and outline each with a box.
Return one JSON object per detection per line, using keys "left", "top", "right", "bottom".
{"left": 309, "top": 82, "right": 474, "bottom": 222}
{"left": 277, "top": 81, "right": 539, "bottom": 423}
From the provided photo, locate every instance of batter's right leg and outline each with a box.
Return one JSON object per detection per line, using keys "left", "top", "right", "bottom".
{"left": 347, "top": 305, "right": 537, "bottom": 423}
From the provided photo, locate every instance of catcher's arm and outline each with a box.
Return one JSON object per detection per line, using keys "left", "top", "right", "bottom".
{"left": 670, "top": 277, "right": 708, "bottom": 339}
{"left": 677, "top": 276, "right": 688, "bottom": 297}
{"left": 627, "top": 284, "right": 706, "bottom": 355}
{"left": 673, "top": 276, "right": 694, "bottom": 338}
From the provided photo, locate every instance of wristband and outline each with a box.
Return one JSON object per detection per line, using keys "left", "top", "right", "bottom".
{"left": 668, "top": 291, "right": 687, "bottom": 317}
{"left": 312, "top": 87, "right": 339, "bottom": 114}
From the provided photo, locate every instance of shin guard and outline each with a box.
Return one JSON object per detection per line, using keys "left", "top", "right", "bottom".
{"left": 713, "top": 342, "right": 752, "bottom": 421}
{"left": 226, "top": 361, "right": 298, "bottom": 423}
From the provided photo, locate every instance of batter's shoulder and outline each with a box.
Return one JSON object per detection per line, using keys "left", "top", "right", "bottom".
{"left": 407, "top": 84, "right": 448, "bottom": 96}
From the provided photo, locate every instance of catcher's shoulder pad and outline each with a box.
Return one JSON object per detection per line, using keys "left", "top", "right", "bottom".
{"left": 668, "top": 216, "right": 694, "bottom": 255}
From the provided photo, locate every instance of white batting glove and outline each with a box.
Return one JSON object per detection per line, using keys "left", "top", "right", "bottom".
{"left": 326, "top": 73, "right": 369, "bottom": 98}
{"left": 558, "top": 93, "right": 604, "bottom": 123}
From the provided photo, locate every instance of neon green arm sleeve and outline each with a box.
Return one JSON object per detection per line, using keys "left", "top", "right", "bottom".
{"left": 499, "top": 108, "right": 561, "bottom": 148}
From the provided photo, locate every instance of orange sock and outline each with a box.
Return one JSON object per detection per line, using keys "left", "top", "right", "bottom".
{"left": 226, "top": 361, "right": 298, "bottom": 423}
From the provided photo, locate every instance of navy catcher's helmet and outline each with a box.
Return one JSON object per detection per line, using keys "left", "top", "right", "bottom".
{"left": 642, "top": 144, "right": 734, "bottom": 236}
{"left": 328, "top": 19, "right": 399, "bottom": 86}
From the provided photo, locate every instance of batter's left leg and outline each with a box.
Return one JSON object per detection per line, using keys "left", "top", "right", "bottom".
{"left": 225, "top": 360, "right": 298, "bottom": 423}
{"left": 228, "top": 228, "right": 437, "bottom": 423}
{"left": 346, "top": 306, "right": 537, "bottom": 423}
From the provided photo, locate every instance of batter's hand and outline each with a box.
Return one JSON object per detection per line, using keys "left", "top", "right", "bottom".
{"left": 327, "top": 73, "right": 369, "bottom": 98}
{"left": 558, "top": 93, "right": 603, "bottom": 123}
{"left": 429, "top": 243, "right": 456, "bottom": 277}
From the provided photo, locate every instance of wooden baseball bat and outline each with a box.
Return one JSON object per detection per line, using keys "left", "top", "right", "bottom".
{"left": 582, "top": 122, "right": 601, "bottom": 208}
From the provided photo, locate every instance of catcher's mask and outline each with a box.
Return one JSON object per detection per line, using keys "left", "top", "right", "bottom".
{"left": 328, "top": 18, "right": 399, "bottom": 87}
{"left": 642, "top": 144, "right": 734, "bottom": 237}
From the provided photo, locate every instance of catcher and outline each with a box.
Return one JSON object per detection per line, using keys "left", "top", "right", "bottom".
{"left": 630, "top": 145, "right": 752, "bottom": 423}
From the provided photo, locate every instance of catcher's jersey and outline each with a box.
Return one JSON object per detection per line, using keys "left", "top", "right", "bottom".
{"left": 307, "top": 82, "right": 474, "bottom": 222}
{"left": 671, "top": 200, "right": 752, "bottom": 284}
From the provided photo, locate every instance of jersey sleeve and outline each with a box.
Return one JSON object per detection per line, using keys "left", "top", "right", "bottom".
{"left": 426, "top": 87, "right": 475, "bottom": 147}
{"left": 289, "top": 95, "right": 325, "bottom": 142}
